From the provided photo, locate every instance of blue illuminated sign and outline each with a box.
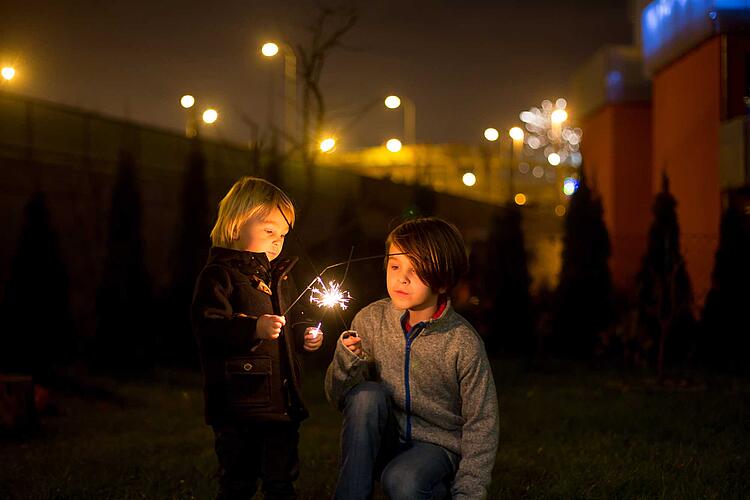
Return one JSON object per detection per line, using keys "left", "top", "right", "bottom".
{"left": 641, "top": 0, "right": 750, "bottom": 74}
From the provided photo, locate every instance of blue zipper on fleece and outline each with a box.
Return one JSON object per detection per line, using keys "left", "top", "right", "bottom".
{"left": 402, "top": 314, "right": 425, "bottom": 442}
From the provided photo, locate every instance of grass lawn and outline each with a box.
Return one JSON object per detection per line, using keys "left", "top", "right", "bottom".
{"left": 1, "top": 360, "right": 747, "bottom": 499}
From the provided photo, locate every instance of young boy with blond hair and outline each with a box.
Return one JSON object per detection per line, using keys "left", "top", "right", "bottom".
{"left": 326, "top": 217, "right": 499, "bottom": 500}
{"left": 192, "top": 176, "right": 323, "bottom": 499}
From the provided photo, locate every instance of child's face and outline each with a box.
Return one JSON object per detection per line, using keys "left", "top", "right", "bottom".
{"left": 386, "top": 244, "right": 439, "bottom": 314}
{"left": 234, "top": 209, "right": 288, "bottom": 261}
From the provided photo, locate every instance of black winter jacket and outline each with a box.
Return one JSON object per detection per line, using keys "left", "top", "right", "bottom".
{"left": 191, "top": 246, "right": 312, "bottom": 425}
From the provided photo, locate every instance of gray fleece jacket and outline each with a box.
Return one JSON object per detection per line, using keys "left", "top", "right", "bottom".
{"left": 325, "top": 298, "right": 499, "bottom": 499}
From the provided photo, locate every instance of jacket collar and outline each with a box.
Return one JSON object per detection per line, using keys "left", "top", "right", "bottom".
{"left": 207, "top": 247, "right": 297, "bottom": 280}
{"left": 388, "top": 296, "right": 453, "bottom": 334}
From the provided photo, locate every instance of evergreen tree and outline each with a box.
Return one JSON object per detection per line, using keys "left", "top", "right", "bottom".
{"left": 485, "top": 206, "right": 534, "bottom": 354}
{"left": 700, "top": 187, "right": 750, "bottom": 373}
{"left": 1, "top": 192, "right": 76, "bottom": 382}
{"left": 552, "top": 168, "right": 614, "bottom": 358}
{"left": 163, "top": 141, "right": 210, "bottom": 367}
{"left": 635, "top": 173, "right": 694, "bottom": 379}
{"left": 95, "top": 151, "right": 153, "bottom": 373}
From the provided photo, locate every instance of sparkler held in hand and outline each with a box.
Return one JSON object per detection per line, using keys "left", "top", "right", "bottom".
{"left": 310, "top": 277, "right": 352, "bottom": 310}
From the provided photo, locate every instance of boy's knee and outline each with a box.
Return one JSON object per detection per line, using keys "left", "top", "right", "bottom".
{"left": 381, "top": 466, "right": 421, "bottom": 500}
{"left": 344, "top": 381, "right": 387, "bottom": 416}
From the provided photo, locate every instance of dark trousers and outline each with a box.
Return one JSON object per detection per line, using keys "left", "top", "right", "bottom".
{"left": 213, "top": 421, "right": 300, "bottom": 500}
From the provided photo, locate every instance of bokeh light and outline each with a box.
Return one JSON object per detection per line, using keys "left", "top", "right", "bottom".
{"left": 386, "top": 138, "right": 402, "bottom": 152}
{"left": 462, "top": 172, "right": 477, "bottom": 187}
{"left": 261, "top": 42, "right": 280, "bottom": 57}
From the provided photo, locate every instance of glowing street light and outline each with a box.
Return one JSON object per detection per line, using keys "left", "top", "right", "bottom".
{"left": 261, "top": 40, "right": 296, "bottom": 151}
{"left": 1, "top": 66, "right": 15, "bottom": 81}
{"left": 563, "top": 177, "right": 579, "bottom": 196}
{"left": 509, "top": 126, "right": 524, "bottom": 142}
{"left": 551, "top": 109, "right": 568, "bottom": 124}
{"left": 462, "top": 172, "right": 477, "bottom": 187}
{"left": 384, "top": 94, "right": 416, "bottom": 144}
{"left": 320, "top": 137, "right": 336, "bottom": 153}
{"left": 180, "top": 94, "right": 195, "bottom": 109}
{"left": 261, "top": 42, "right": 280, "bottom": 57}
{"left": 202, "top": 108, "right": 219, "bottom": 124}
{"left": 484, "top": 127, "right": 499, "bottom": 142}
{"left": 384, "top": 95, "right": 401, "bottom": 109}
{"left": 386, "top": 138, "right": 402, "bottom": 153}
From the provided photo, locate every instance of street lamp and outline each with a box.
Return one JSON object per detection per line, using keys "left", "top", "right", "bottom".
{"left": 202, "top": 108, "right": 219, "bottom": 125}
{"left": 180, "top": 94, "right": 195, "bottom": 109}
{"left": 484, "top": 127, "right": 499, "bottom": 142}
{"left": 262, "top": 40, "right": 296, "bottom": 152}
{"left": 320, "top": 137, "right": 336, "bottom": 153}
{"left": 386, "top": 138, "right": 402, "bottom": 153}
{"left": 261, "top": 42, "right": 280, "bottom": 57}
{"left": 384, "top": 94, "right": 416, "bottom": 145}
{"left": 179, "top": 95, "right": 218, "bottom": 137}
{"left": 1, "top": 66, "right": 15, "bottom": 82}
{"left": 508, "top": 127, "right": 524, "bottom": 202}
{"left": 462, "top": 172, "right": 477, "bottom": 187}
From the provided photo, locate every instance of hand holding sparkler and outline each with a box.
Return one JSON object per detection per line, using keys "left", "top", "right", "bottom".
{"left": 341, "top": 330, "right": 363, "bottom": 357}
{"left": 256, "top": 314, "right": 285, "bottom": 340}
{"left": 303, "top": 321, "right": 324, "bottom": 352}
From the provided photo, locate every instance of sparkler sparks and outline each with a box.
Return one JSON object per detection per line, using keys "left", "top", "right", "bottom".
{"left": 309, "top": 277, "right": 351, "bottom": 310}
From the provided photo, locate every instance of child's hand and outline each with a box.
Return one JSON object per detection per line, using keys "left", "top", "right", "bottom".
{"left": 303, "top": 326, "right": 324, "bottom": 352}
{"left": 256, "top": 314, "right": 285, "bottom": 340}
{"left": 341, "top": 330, "right": 362, "bottom": 357}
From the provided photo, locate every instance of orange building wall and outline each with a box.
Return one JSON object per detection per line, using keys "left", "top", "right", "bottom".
{"left": 582, "top": 103, "right": 652, "bottom": 291}
{"left": 652, "top": 36, "right": 722, "bottom": 303}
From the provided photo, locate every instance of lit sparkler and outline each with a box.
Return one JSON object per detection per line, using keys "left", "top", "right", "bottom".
{"left": 309, "top": 277, "right": 351, "bottom": 311}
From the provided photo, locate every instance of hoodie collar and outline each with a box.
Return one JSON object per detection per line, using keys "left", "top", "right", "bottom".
{"left": 391, "top": 295, "right": 452, "bottom": 335}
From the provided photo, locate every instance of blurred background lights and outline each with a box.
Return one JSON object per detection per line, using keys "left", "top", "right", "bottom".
{"left": 509, "top": 126, "right": 524, "bottom": 141}
{"left": 548, "top": 152, "right": 561, "bottom": 166}
{"left": 384, "top": 95, "right": 401, "bottom": 109}
{"left": 202, "top": 108, "right": 218, "bottom": 124}
{"left": 462, "top": 172, "right": 477, "bottom": 186}
{"left": 320, "top": 137, "right": 336, "bottom": 152}
{"left": 563, "top": 177, "right": 579, "bottom": 196}
{"left": 484, "top": 127, "right": 499, "bottom": 141}
{"left": 261, "top": 42, "right": 280, "bottom": 57}
{"left": 551, "top": 109, "right": 568, "bottom": 124}
{"left": 180, "top": 95, "right": 195, "bottom": 109}
{"left": 1, "top": 67, "right": 15, "bottom": 81}
{"left": 514, "top": 193, "right": 527, "bottom": 205}
{"left": 386, "top": 138, "right": 402, "bottom": 152}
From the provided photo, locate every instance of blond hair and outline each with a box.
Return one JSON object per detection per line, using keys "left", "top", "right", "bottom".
{"left": 210, "top": 177, "right": 295, "bottom": 247}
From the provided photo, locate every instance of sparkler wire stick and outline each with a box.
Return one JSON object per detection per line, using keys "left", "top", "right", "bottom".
{"left": 280, "top": 251, "right": 406, "bottom": 317}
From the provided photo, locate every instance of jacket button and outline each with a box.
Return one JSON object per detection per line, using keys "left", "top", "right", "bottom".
{"left": 243, "top": 363, "right": 253, "bottom": 371}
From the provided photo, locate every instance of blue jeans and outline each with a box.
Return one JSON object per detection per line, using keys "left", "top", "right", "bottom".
{"left": 334, "top": 382, "right": 458, "bottom": 500}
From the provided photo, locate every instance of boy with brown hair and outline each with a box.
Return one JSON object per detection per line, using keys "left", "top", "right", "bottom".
{"left": 192, "top": 176, "right": 323, "bottom": 499}
{"left": 325, "top": 217, "right": 499, "bottom": 500}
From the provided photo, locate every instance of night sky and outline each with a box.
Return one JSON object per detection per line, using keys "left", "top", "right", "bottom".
{"left": 2, "top": 0, "right": 633, "bottom": 148}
